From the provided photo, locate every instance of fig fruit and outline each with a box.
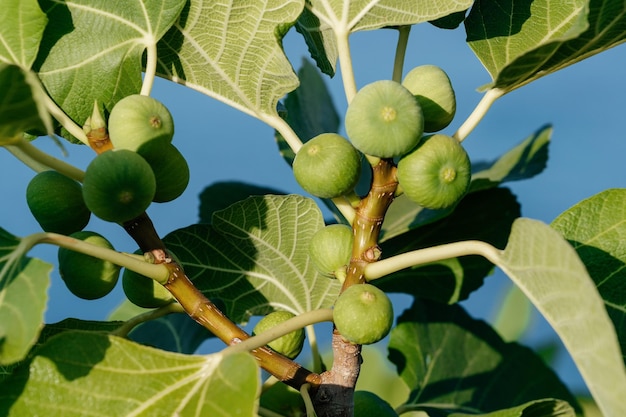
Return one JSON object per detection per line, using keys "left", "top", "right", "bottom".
{"left": 396, "top": 134, "right": 471, "bottom": 210}
{"left": 402, "top": 65, "right": 456, "bottom": 132}
{"left": 253, "top": 311, "right": 305, "bottom": 359}
{"left": 292, "top": 133, "right": 361, "bottom": 199}
{"left": 333, "top": 283, "right": 393, "bottom": 345}
{"left": 122, "top": 249, "right": 175, "bottom": 308}
{"left": 308, "top": 224, "right": 353, "bottom": 276}
{"left": 57, "top": 231, "right": 120, "bottom": 300}
{"left": 345, "top": 80, "right": 423, "bottom": 158}
{"left": 354, "top": 391, "right": 398, "bottom": 417}
{"left": 82, "top": 149, "right": 156, "bottom": 223}
{"left": 139, "top": 143, "right": 190, "bottom": 203}
{"left": 108, "top": 94, "right": 174, "bottom": 153}
{"left": 26, "top": 170, "right": 91, "bottom": 235}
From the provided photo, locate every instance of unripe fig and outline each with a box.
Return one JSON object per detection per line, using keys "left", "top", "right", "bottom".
{"left": 345, "top": 80, "right": 424, "bottom": 158}
{"left": 108, "top": 94, "right": 174, "bottom": 152}
{"left": 253, "top": 311, "right": 305, "bottom": 359}
{"left": 354, "top": 391, "right": 398, "bottom": 417}
{"left": 26, "top": 170, "right": 91, "bottom": 235}
{"left": 402, "top": 65, "right": 456, "bottom": 132}
{"left": 333, "top": 284, "right": 393, "bottom": 345}
{"left": 82, "top": 149, "right": 156, "bottom": 223}
{"left": 139, "top": 143, "right": 190, "bottom": 203}
{"left": 292, "top": 133, "right": 361, "bottom": 199}
{"left": 308, "top": 224, "right": 353, "bottom": 276}
{"left": 57, "top": 231, "right": 120, "bottom": 300}
{"left": 396, "top": 134, "right": 471, "bottom": 210}
{"left": 122, "top": 250, "right": 176, "bottom": 308}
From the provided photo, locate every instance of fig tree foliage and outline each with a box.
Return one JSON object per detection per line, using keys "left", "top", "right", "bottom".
{"left": 1, "top": 1, "right": 625, "bottom": 417}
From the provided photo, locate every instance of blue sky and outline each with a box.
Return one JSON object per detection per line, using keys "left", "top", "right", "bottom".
{"left": 2, "top": 21, "right": 625, "bottom": 395}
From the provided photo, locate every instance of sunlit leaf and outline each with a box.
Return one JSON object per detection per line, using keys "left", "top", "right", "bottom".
{"left": 34, "top": 0, "right": 186, "bottom": 141}
{"left": 498, "top": 218, "right": 626, "bottom": 417}
{"left": 388, "top": 299, "right": 579, "bottom": 413}
{"left": 156, "top": 0, "right": 303, "bottom": 122}
{"left": 0, "top": 331, "right": 260, "bottom": 416}
{"left": 166, "top": 195, "right": 341, "bottom": 323}
{"left": 0, "top": 228, "right": 50, "bottom": 365}
{"left": 0, "top": 0, "right": 47, "bottom": 69}
{"left": 551, "top": 189, "right": 626, "bottom": 362}
{"left": 299, "top": 0, "right": 474, "bottom": 75}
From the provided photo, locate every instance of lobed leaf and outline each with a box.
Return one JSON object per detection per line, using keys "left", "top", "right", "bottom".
{"left": 551, "top": 189, "right": 626, "bottom": 362}
{"left": 0, "top": 228, "right": 51, "bottom": 366}
{"left": 0, "top": 331, "right": 260, "bottom": 416}
{"left": 388, "top": 299, "right": 579, "bottom": 413}
{"left": 0, "top": 0, "right": 48, "bottom": 69}
{"left": 498, "top": 218, "right": 626, "bottom": 417}
{"left": 465, "top": 0, "right": 626, "bottom": 93}
{"left": 34, "top": 0, "right": 186, "bottom": 141}
{"left": 299, "top": 0, "right": 474, "bottom": 76}
{"left": 156, "top": 0, "right": 303, "bottom": 122}
{"left": 165, "top": 195, "right": 341, "bottom": 323}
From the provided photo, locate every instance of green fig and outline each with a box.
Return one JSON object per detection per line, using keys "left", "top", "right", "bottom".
{"left": 26, "top": 170, "right": 91, "bottom": 235}
{"left": 122, "top": 249, "right": 176, "bottom": 308}
{"left": 333, "top": 284, "right": 393, "bottom": 345}
{"left": 58, "top": 231, "right": 120, "bottom": 300}
{"left": 396, "top": 134, "right": 470, "bottom": 210}
{"left": 292, "top": 133, "right": 361, "bottom": 199}
{"left": 139, "top": 143, "right": 190, "bottom": 203}
{"left": 253, "top": 311, "right": 305, "bottom": 359}
{"left": 354, "top": 391, "right": 398, "bottom": 417}
{"left": 345, "top": 80, "right": 423, "bottom": 158}
{"left": 309, "top": 224, "right": 353, "bottom": 276}
{"left": 108, "top": 94, "right": 174, "bottom": 152}
{"left": 402, "top": 65, "right": 456, "bottom": 132}
{"left": 82, "top": 149, "right": 156, "bottom": 223}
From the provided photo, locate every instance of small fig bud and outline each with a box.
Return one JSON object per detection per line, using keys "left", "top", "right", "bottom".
{"left": 253, "top": 311, "right": 305, "bottom": 359}
{"left": 345, "top": 80, "right": 424, "bottom": 158}
{"left": 292, "top": 133, "right": 361, "bottom": 199}
{"left": 308, "top": 224, "right": 353, "bottom": 276}
{"left": 396, "top": 134, "right": 470, "bottom": 210}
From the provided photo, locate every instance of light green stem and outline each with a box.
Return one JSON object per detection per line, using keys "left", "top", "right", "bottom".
{"left": 42, "top": 93, "right": 88, "bottom": 144}
{"left": 392, "top": 26, "right": 411, "bottom": 83}
{"left": 37, "top": 232, "right": 171, "bottom": 283}
{"left": 111, "top": 302, "right": 184, "bottom": 337}
{"left": 331, "top": 196, "right": 357, "bottom": 224}
{"left": 336, "top": 30, "right": 357, "bottom": 103}
{"left": 7, "top": 137, "right": 85, "bottom": 182}
{"left": 364, "top": 240, "right": 502, "bottom": 280}
{"left": 265, "top": 113, "right": 304, "bottom": 154}
{"left": 223, "top": 309, "right": 334, "bottom": 355}
{"left": 257, "top": 407, "right": 285, "bottom": 417}
{"left": 141, "top": 43, "right": 158, "bottom": 96}
{"left": 305, "top": 324, "right": 323, "bottom": 374}
{"left": 453, "top": 88, "right": 504, "bottom": 142}
{"left": 300, "top": 383, "right": 318, "bottom": 417}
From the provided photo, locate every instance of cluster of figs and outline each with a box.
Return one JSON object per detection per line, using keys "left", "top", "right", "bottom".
{"left": 294, "top": 65, "right": 468, "bottom": 347}
{"left": 26, "top": 94, "right": 187, "bottom": 304}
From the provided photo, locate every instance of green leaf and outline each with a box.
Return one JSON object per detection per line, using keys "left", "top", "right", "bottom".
{"left": 0, "top": 0, "right": 47, "bottom": 69}
{"left": 165, "top": 195, "right": 341, "bottom": 323}
{"left": 381, "top": 127, "right": 545, "bottom": 241}
{"left": 34, "top": 0, "right": 186, "bottom": 140}
{"left": 465, "top": 0, "right": 591, "bottom": 92}
{"left": 0, "top": 331, "right": 260, "bottom": 416}
{"left": 299, "top": 0, "right": 474, "bottom": 76}
{"left": 470, "top": 125, "right": 551, "bottom": 193}
{"left": 129, "top": 313, "right": 214, "bottom": 354}
{"left": 0, "top": 64, "right": 53, "bottom": 140}
{"left": 446, "top": 400, "right": 576, "bottom": 417}
{"left": 551, "top": 189, "right": 626, "bottom": 362}
{"left": 498, "top": 218, "right": 626, "bottom": 417}
{"left": 388, "top": 299, "right": 579, "bottom": 413}
{"left": 0, "top": 228, "right": 51, "bottom": 365}
{"left": 376, "top": 188, "right": 520, "bottom": 304}
{"left": 156, "top": 0, "right": 303, "bottom": 122}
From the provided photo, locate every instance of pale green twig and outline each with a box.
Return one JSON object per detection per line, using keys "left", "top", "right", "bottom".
{"left": 392, "top": 26, "right": 411, "bottom": 83}
{"left": 141, "top": 43, "right": 158, "bottom": 96}
{"left": 42, "top": 93, "right": 88, "bottom": 144}
{"left": 305, "top": 324, "right": 323, "bottom": 374}
{"left": 336, "top": 30, "right": 357, "bottom": 103}
{"left": 453, "top": 88, "right": 504, "bottom": 142}
{"left": 111, "top": 302, "right": 184, "bottom": 337}
{"left": 300, "top": 383, "right": 318, "bottom": 417}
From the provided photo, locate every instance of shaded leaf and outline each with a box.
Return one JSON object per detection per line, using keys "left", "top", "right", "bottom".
{"left": 0, "top": 228, "right": 51, "bottom": 365}
{"left": 389, "top": 299, "right": 579, "bottom": 413}
{"left": 429, "top": 9, "right": 468, "bottom": 30}
{"left": 299, "top": 0, "right": 474, "bottom": 76}
{"left": 165, "top": 195, "right": 341, "bottom": 323}
{"left": 0, "top": 331, "right": 260, "bottom": 416}
{"left": 551, "top": 189, "right": 626, "bottom": 362}
{"left": 34, "top": 0, "right": 186, "bottom": 141}
{"left": 156, "top": 0, "right": 303, "bottom": 122}
{"left": 376, "top": 188, "right": 520, "bottom": 303}
{"left": 498, "top": 218, "right": 626, "bottom": 417}
{"left": 445, "top": 400, "right": 576, "bottom": 417}
{"left": 0, "top": 0, "right": 48, "bottom": 69}
{"left": 129, "top": 312, "right": 214, "bottom": 354}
